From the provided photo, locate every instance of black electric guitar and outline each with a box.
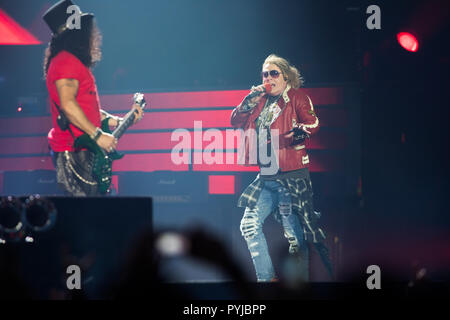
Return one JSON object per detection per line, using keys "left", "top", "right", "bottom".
{"left": 73, "top": 93, "right": 146, "bottom": 194}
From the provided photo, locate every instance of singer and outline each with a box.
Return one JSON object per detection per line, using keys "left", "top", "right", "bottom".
{"left": 230, "top": 54, "right": 333, "bottom": 282}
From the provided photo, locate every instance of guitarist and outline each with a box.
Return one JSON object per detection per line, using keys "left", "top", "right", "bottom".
{"left": 42, "top": 0, "right": 144, "bottom": 196}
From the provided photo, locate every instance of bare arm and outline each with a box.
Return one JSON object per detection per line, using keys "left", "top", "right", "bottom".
{"left": 55, "top": 78, "right": 117, "bottom": 152}
{"left": 100, "top": 108, "right": 143, "bottom": 127}
{"left": 100, "top": 109, "right": 121, "bottom": 127}
{"left": 55, "top": 78, "right": 97, "bottom": 137}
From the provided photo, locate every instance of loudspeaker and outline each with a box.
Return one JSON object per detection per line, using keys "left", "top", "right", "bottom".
{"left": 2, "top": 170, "right": 62, "bottom": 195}
{"left": 119, "top": 171, "right": 208, "bottom": 203}
{"left": 0, "top": 196, "right": 152, "bottom": 299}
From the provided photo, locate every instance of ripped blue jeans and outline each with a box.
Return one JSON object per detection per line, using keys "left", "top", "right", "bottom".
{"left": 240, "top": 180, "right": 309, "bottom": 282}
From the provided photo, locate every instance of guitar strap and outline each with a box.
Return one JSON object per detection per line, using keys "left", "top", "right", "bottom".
{"left": 51, "top": 99, "right": 97, "bottom": 187}
{"left": 52, "top": 99, "right": 75, "bottom": 140}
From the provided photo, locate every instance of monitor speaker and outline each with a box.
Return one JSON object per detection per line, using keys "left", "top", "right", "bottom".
{"left": 2, "top": 170, "right": 62, "bottom": 196}
{"left": 0, "top": 196, "right": 152, "bottom": 299}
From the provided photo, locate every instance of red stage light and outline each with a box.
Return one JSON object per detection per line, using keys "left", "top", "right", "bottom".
{"left": 17, "top": 106, "right": 22, "bottom": 112}
{"left": 0, "top": 8, "right": 41, "bottom": 45}
{"left": 397, "top": 32, "right": 419, "bottom": 52}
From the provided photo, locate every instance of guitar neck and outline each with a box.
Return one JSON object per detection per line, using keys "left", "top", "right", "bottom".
{"left": 112, "top": 110, "right": 136, "bottom": 140}
{"left": 111, "top": 92, "right": 146, "bottom": 140}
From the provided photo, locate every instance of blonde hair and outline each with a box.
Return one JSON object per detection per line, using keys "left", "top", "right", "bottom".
{"left": 263, "top": 54, "right": 304, "bottom": 88}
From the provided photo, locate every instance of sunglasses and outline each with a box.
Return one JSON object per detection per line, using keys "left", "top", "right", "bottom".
{"left": 262, "top": 70, "right": 281, "bottom": 79}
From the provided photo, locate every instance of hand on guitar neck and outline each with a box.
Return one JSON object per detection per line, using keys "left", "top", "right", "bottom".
{"left": 96, "top": 97, "right": 145, "bottom": 152}
{"left": 129, "top": 102, "right": 144, "bottom": 124}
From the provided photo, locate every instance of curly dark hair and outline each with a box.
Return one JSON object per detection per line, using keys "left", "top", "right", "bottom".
{"left": 43, "top": 18, "right": 102, "bottom": 78}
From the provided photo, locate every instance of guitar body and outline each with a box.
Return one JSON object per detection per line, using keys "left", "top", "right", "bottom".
{"left": 73, "top": 118, "right": 124, "bottom": 194}
{"left": 73, "top": 93, "right": 146, "bottom": 194}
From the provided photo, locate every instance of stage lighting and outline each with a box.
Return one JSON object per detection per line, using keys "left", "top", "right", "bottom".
{"left": 397, "top": 32, "right": 419, "bottom": 52}
{"left": 0, "top": 8, "right": 41, "bottom": 45}
{"left": 0, "top": 195, "right": 58, "bottom": 244}
{"left": 24, "top": 195, "right": 57, "bottom": 232}
{"left": 0, "top": 196, "right": 25, "bottom": 241}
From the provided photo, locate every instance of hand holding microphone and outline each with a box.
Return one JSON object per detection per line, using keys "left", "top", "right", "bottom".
{"left": 245, "top": 83, "right": 272, "bottom": 105}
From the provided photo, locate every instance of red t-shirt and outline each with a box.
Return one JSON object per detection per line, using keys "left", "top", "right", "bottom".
{"left": 47, "top": 50, "right": 101, "bottom": 152}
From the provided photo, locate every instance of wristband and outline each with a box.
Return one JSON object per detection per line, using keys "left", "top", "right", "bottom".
{"left": 90, "top": 127, "right": 103, "bottom": 141}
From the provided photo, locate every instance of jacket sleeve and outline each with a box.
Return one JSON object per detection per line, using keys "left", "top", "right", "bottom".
{"left": 294, "top": 94, "right": 320, "bottom": 135}
{"left": 230, "top": 98, "right": 257, "bottom": 128}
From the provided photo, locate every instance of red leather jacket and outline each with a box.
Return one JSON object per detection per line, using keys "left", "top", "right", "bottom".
{"left": 230, "top": 85, "right": 319, "bottom": 172}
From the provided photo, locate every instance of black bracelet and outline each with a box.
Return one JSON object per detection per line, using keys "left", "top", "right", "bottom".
{"left": 91, "top": 127, "right": 103, "bottom": 141}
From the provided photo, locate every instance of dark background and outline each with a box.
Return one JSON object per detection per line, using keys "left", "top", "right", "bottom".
{"left": 1, "top": 0, "right": 449, "bottom": 285}
{"left": 0, "top": 0, "right": 366, "bottom": 95}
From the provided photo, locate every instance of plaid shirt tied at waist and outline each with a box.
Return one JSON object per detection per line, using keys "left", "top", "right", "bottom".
{"left": 237, "top": 175, "right": 326, "bottom": 243}
{"left": 237, "top": 174, "right": 334, "bottom": 278}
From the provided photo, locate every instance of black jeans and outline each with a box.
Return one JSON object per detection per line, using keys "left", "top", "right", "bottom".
{"left": 50, "top": 149, "right": 99, "bottom": 196}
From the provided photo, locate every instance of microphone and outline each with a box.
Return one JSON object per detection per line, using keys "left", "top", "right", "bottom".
{"left": 245, "top": 83, "right": 272, "bottom": 100}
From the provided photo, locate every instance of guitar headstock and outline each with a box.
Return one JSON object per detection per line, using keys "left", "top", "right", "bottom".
{"left": 133, "top": 92, "right": 147, "bottom": 109}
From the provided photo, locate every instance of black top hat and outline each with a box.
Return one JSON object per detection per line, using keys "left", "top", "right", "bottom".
{"left": 43, "top": 0, "right": 94, "bottom": 35}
